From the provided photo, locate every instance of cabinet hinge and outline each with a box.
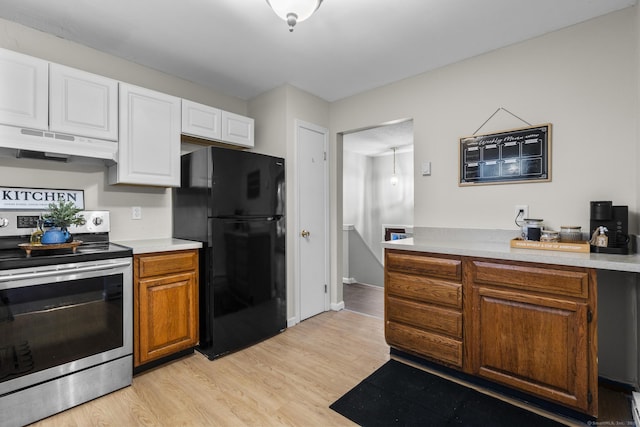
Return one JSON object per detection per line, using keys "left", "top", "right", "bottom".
{"left": 587, "top": 309, "right": 593, "bottom": 323}
{"left": 587, "top": 391, "right": 593, "bottom": 404}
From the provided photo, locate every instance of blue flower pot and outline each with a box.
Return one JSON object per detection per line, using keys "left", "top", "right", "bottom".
{"left": 41, "top": 228, "right": 71, "bottom": 244}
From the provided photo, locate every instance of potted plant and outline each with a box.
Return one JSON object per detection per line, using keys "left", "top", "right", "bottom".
{"left": 40, "top": 201, "right": 86, "bottom": 244}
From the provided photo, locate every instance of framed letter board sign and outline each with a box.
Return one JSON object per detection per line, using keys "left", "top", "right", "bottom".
{"left": 459, "top": 124, "right": 551, "bottom": 186}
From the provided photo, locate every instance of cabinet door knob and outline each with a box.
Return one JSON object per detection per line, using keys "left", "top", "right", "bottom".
{"left": 300, "top": 229, "right": 310, "bottom": 238}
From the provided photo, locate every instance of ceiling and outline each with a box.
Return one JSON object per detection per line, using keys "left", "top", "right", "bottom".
{"left": 344, "top": 121, "right": 414, "bottom": 157}
{"left": 0, "top": 0, "right": 635, "bottom": 104}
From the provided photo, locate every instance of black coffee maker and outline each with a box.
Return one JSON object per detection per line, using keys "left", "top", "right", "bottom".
{"left": 590, "top": 201, "right": 629, "bottom": 254}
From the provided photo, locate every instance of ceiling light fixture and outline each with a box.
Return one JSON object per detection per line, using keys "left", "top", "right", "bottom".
{"left": 390, "top": 147, "right": 398, "bottom": 186}
{"left": 266, "top": 0, "right": 323, "bottom": 32}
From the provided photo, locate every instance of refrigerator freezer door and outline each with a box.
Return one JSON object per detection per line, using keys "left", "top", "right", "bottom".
{"left": 208, "top": 147, "right": 285, "bottom": 218}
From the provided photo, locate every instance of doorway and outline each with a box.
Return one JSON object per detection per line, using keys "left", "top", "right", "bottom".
{"left": 341, "top": 120, "right": 414, "bottom": 316}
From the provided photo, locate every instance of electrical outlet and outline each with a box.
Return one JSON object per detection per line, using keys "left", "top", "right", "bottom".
{"left": 132, "top": 206, "right": 142, "bottom": 220}
{"left": 514, "top": 204, "right": 529, "bottom": 221}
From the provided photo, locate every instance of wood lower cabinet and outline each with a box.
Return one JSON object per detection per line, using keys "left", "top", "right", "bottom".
{"left": 134, "top": 249, "right": 199, "bottom": 368}
{"left": 384, "top": 249, "right": 598, "bottom": 417}
{"left": 465, "top": 258, "right": 597, "bottom": 416}
{"left": 385, "top": 250, "right": 463, "bottom": 368}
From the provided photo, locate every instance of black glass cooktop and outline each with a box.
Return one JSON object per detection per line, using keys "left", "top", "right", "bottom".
{"left": 0, "top": 239, "right": 132, "bottom": 270}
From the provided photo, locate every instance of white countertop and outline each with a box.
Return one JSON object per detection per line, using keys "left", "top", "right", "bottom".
{"left": 114, "top": 238, "right": 202, "bottom": 254}
{"left": 382, "top": 228, "right": 640, "bottom": 273}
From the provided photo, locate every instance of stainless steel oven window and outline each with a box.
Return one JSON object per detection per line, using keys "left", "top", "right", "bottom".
{"left": 0, "top": 258, "right": 132, "bottom": 396}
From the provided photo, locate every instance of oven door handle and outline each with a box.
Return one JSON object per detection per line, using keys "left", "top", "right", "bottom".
{"left": 0, "top": 260, "right": 132, "bottom": 282}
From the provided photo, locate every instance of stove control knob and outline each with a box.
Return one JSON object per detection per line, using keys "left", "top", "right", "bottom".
{"left": 93, "top": 217, "right": 103, "bottom": 226}
{"left": 0, "top": 217, "right": 8, "bottom": 228}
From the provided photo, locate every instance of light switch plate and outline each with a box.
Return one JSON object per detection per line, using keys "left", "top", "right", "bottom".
{"left": 132, "top": 206, "right": 142, "bottom": 220}
{"left": 421, "top": 162, "right": 431, "bottom": 176}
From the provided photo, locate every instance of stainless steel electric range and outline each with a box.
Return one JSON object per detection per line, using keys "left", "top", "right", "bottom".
{"left": 0, "top": 210, "right": 133, "bottom": 427}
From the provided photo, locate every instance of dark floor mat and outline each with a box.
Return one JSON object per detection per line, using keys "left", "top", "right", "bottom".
{"left": 330, "top": 360, "right": 565, "bottom": 427}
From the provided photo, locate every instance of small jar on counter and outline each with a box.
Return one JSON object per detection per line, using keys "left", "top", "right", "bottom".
{"left": 560, "top": 226, "right": 582, "bottom": 242}
{"left": 540, "top": 230, "right": 560, "bottom": 242}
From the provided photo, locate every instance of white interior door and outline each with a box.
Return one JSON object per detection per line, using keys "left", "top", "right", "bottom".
{"left": 296, "top": 120, "right": 329, "bottom": 321}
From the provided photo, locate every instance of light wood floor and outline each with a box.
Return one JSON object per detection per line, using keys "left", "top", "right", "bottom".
{"left": 31, "top": 310, "right": 389, "bottom": 427}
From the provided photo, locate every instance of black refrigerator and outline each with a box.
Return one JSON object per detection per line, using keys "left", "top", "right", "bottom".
{"left": 173, "top": 146, "right": 286, "bottom": 359}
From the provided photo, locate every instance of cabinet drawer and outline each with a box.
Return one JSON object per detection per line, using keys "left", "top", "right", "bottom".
{"left": 137, "top": 250, "right": 198, "bottom": 278}
{"left": 387, "top": 296, "right": 462, "bottom": 338}
{"left": 386, "top": 321, "right": 462, "bottom": 367}
{"left": 468, "top": 259, "right": 590, "bottom": 299}
{"left": 387, "top": 271, "right": 462, "bottom": 309}
{"left": 386, "top": 250, "right": 461, "bottom": 281}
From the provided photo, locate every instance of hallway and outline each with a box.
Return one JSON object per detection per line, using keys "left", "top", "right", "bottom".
{"left": 343, "top": 282, "right": 383, "bottom": 318}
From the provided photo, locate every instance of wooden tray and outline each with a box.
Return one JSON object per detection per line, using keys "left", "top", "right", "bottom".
{"left": 510, "top": 238, "right": 590, "bottom": 253}
{"left": 19, "top": 240, "right": 83, "bottom": 257}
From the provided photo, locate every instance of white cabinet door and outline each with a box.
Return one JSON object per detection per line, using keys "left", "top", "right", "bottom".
{"left": 49, "top": 63, "right": 118, "bottom": 140}
{"left": 0, "top": 48, "right": 48, "bottom": 129}
{"left": 182, "top": 99, "right": 221, "bottom": 141}
{"left": 221, "top": 110, "right": 254, "bottom": 147}
{"left": 110, "top": 83, "right": 180, "bottom": 187}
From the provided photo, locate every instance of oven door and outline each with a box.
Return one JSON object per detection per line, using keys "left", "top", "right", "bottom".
{"left": 0, "top": 257, "right": 132, "bottom": 396}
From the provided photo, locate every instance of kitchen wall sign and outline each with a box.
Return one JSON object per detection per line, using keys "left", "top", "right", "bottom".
{"left": 0, "top": 186, "right": 85, "bottom": 210}
{"left": 459, "top": 123, "right": 551, "bottom": 186}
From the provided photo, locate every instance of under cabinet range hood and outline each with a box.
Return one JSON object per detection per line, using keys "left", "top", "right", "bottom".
{"left": 0, "top": 124, "right": 118, "bottom": 162}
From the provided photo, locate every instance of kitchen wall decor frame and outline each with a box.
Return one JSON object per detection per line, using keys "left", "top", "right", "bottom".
{"left": 0, "top": 186, "right": 85, "bottom": 210}
{"left": 459, "top": 123, "right": 551, "bottom": 186}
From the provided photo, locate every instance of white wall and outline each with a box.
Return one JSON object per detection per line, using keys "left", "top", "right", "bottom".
{"left": 371, "top": 150, "right": 414, "bottom": 258}
{"left": 331, "top": 9, "right": 637, "bottom": 232}
{"left": 328, "top": 9, "right": 638, "bottom": 302}
{"left": 342, "top": 150, "right": 369, "bottom": 231}
{"left": 343, "top": 149, "right": 414, "bottom": 264}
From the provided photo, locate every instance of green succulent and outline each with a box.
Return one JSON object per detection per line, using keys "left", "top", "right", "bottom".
{"left": 43, "top": 201, "right": 86, "bottom": 229}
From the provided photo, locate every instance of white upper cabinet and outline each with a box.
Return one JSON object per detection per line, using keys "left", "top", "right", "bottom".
{"left": 0, "top": 48, "right": 48, "bottom": 129}
{"left": 109, "top": 83, "right": 181, "bottom": 187}
{"left": 182, "top": 99, "right": 255, "bottom": 148}
{"left": 221, "top": 110, "right": 254, "bottom": 148}
{"left": 182, "top": 99, "right": 222, "bottom": 141}
{"left": 49, "top": 63, "right": 118, "bottom": 140}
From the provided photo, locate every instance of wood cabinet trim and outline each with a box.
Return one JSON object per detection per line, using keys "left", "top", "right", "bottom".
{"left": 387, "top": 271, "right": 462, "bottom": 309}
{"left": 387, "top": 295, "right": 462, "bottom": 338}
{"left": 386, "top": 249, "right": 462, "bottom": 280}
{"left": 468, "top": 258, "right": 589, "bottom": 299}
{"left": 386, "top": 321, "right": 463, "bottom": 367}
{"left": 137, "top": 249, "right": 198, "bottom": 278}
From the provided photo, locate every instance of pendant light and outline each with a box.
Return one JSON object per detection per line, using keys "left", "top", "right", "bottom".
{"left": 390, "top": 147, "right": 398, "bottom": 186}
{"left": 266, "top": 0, "right": 323, "bottom": 32}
